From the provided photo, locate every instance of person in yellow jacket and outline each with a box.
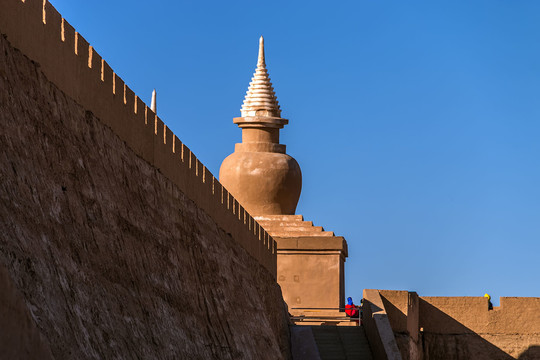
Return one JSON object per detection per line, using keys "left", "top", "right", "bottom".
{"left": 484, "top": 293, "right": 493, "bottom": 310}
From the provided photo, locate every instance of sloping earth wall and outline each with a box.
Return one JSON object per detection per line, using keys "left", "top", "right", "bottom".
{"left": 0, "top": 32, "right": 290, "bottom": 359}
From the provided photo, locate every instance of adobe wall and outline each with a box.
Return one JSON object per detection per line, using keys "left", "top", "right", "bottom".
{"left": 0, "top": 265, "right": 53, "bottom": 360}
{"left": 378, "top": 290, "right": 540, "bottom": 360}
{"left": 380, "top": 290, "right": 411, "bottom": 359}
{"left": 0, "top": 0, "right": 290, "bottom": 358}
{"left": 0, "top": 31, "right": 289, "bottom": 359}
{"left": 419, "top": 296, "right": 540, "bottom": 360}
{"left": 0, "top": 0, "right": 276, "bottom": 277}
{"left": 363, "top": 289, "right": 404, "bottom": 360}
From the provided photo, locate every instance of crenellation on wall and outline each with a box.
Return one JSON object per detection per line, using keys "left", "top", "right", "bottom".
{"left": 41, "top": 0, "right": 46, "bottom": 24}
{"left": 256, "top": 223, "right": 263, "bottom": 260}
{"left": 0, "top": 0, "right": 276, "bottom": 276}
{"left": 420, "top": 296, "right": 540, "bottom": 335}
{"left": 133, "top": 96, "right": 144, "bottom": 123}
{"left": 375, "top": 290, "right": 540, "bottom": 359}
{"left": 101, "top": 58, "right": 113, "bottom": 90}
{"left": 380, "top": 290, "right": 409, "bottom": 333}
{"left": 43, "top": 2, "right": 61, "bottom": 52}
{"left": 75, "top": 32, "right": 88, "bottom": 59}
{"left": 88, "top": 49, "right": 104, "bottom": 102}
{"left": 124, "top": 85, "right": 134, "bottom": 109}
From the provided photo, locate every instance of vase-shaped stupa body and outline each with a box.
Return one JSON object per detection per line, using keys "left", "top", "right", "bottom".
{"left": 219, "top": 37, "right": 301, "bottom": 215}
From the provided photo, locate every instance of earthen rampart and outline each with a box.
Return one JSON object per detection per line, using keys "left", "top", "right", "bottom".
{"left": 419, "top": 296, "right": 540, "bottom": 336}
{"left": 371, "top": 290, "right": 540, "bottom": 359}
{"left": 0, "top": 0, "right": 276, "bottom": 277}
{"left": 0, "top": 19, "right": 290, "bottom": 358}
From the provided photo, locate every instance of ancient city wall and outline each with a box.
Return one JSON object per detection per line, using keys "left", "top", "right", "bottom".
{"left": 0, "top": 0, "right": 276, "bottom": 276}
{"left": 374, "top": 290, "right": 540, "bottom": 360}
{"left": 0, "top": 0, "right": 291, "bottom": 358}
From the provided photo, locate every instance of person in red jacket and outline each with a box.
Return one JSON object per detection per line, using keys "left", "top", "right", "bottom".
{"left": 345, "top": 297, "right": 359, "bottom": 318}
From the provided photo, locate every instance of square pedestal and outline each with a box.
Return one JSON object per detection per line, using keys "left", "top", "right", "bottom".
{"left": 255, "top": 215, "right": 348, "bottom": 317}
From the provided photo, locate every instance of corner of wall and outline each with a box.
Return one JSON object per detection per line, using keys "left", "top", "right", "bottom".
{"left": 362, "top": 289, "right": 403, "bottom": 360}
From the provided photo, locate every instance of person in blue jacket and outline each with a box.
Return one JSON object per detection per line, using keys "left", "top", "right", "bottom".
{"left": 345, "top": 297, "right": 359, "bottom": 318}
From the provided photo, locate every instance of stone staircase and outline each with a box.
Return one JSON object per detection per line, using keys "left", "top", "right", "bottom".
{"left": 291, "top": 325, "right": 373, "bottom": 360}
{"left": 255, "top": 215, "right": 336, "bottom": 237}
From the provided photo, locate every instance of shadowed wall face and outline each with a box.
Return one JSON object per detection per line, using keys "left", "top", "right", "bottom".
{"left": 0, "top": 0, "right": 276, "bottom": 277}
{"left": 0, "top": 33, "right": 290, "bottom": 359}
{"left": 378, "top": 290, "right": 540, "bottom": 360}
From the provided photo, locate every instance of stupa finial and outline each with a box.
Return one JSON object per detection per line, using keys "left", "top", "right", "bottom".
{"left": 240, "top": 36, "right": 282, "bottom": 119}
{"left": 258, "top": 36, "right": 265, "bottom": 67}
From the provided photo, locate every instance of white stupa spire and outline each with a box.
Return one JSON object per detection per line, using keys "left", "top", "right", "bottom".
{"left": 240, "top": 36, "right": 281, "bottom": 118}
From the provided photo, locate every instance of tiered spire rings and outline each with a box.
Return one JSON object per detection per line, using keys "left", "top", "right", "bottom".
{"left": 234, "top": 36, "right": 288, "bottom": 129}
{"left": 240, "top": 37, "right": 281, "bottom": 118}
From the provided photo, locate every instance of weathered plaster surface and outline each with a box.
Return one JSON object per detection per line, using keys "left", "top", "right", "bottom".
{"left": 378, "top": 290, "right": 540, "bottom": 360}
{"left": 0, "top": 264, "right": 53, "bottom": 360}
{"left": 0, "top": 33, "right": 290, "bottom": 359}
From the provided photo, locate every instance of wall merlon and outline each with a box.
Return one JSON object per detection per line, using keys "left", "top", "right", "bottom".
{"left": 24, "top": 0, "right": 42, "bottom": 22}
{"left": 237, "top": 204, "right": 244, "bottom": 221}
{"left": 232, "top": 198, "right": 238, "bottom": 215}
{"left": 111, "top": 72, "right": 120, "bottom": 96}
{"left": 229, "top": 192, "right": 234, "bottom": 211}
{"left": 224, "top": 188, "right": 231, "bottom": 212}
{"left": 199, "top": 167, "right": 214, "bottom": 207}
{"left": 43, "top": 2, "right": 61, "bottom": 38}
{"left": 266, "top": 233, "right": 272, "bottom": 251}
{"left": 195, "top": 158, "right": 202, "bottom": 178}
{"left": 89, "top": 47, "right": 102, "bottom": 74}
{"left": 132, "top": 101, "right": 146, "bottom": 132}
{"left": 0, "top": 0, "right": 276, "bottom": 277}
{"left": 202, "top": 165, "right": 208, "bottom": 184}
{"left": 263, "top": 232, "right": 269, "bottom": 250}
{"left": 101, "top": 59, "right": 113, "bottom": 85}
{"left": 162, "top": 122, "right": 172, "bottom": 148}
{"left": 124, "top": 85, "right": 135, "bottom": 115}
{"left": 227, "top": 190, "right": 234, "bottom": 211}
{"left": 155, "top": 117, "right": 165, "bottom": 141}
{"left": 179, "top": 142, "right": 187, "bottom": 163}
{"left": 74, "top": 32, "right": 89, "bottom": 59}
{"left": 134, "top": 96, "right": 143, "bottom": 115}
{"left": 216, "top": 181, "right": 224, "bottom": 205}
{"left": 61, "top": 18, "right": 75, "bottom": 46}
{"left": 41, "top": 0, "right": 46, "bottom": 24}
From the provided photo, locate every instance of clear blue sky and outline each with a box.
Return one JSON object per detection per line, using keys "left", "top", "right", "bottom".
{"left": 51, "top": 0, "right": 540, "bottom": 305}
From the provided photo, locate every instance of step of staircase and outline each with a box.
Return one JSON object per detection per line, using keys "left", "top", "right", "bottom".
{"left": 255, "top": 215, "right": 304, "bottom": 222}
{"left": 310, "top": 326, "right": 373, "bottom": 360}
{"left": 256, "top": 220, "right": 314, "bottom": 227}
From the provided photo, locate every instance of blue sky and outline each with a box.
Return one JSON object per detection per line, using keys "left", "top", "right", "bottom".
{"left": 50, "top": 0, "right": 540, "bottom": 305}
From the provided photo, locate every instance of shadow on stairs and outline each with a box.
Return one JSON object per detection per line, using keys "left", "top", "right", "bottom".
{"left": 291, "top": 325, "right": 374, "bottom": 360}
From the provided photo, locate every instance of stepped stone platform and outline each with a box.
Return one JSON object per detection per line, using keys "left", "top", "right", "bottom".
{"left": 255, "top": 215, "right": 347, "bottom": 249}
{"left": 255, "top": 215, "right": 348, "bottom": 319}
{"left": 256, "top": 215, "right": 335, "bottom": 237}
